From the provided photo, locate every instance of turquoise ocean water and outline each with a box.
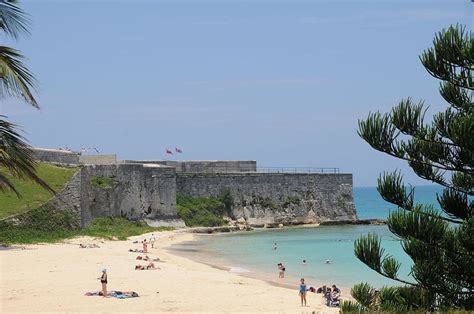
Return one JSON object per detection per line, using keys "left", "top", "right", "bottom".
{"left": 171, "top": 185, "right": 442, "bottom": 290}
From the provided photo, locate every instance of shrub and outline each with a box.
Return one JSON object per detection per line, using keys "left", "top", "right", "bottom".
{"left": 90, "top": 176, "right": 115, "bottom": 188}
{"left": 176, "top": 194, "right": 226, "bottom": 227}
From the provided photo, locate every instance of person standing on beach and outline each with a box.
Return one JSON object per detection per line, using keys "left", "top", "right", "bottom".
{"left": 100, "top": 269, "right": 108, "bottom": 297}
{"left": 278, "top": 263, "right": 285, "bottom": 278}
{"left": 299, "top": 278, "right": 308, "bottom": 306}
{"left": 149, "top": 234, "right": 156, "bottom": 249}
{"left": 143, "top": 239, "right": 148, "bottom": 253}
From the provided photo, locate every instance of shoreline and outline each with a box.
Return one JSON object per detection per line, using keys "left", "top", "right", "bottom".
{"left": 1, "top": 230, "right": 339, "bottom": 313}
{"left": 167, "top": 231, "right": 353, "bottom": 298}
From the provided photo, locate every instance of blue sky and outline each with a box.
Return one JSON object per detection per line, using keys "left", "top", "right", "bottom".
{"left": 2, "top": 0, "right": 472, "bottom": 186}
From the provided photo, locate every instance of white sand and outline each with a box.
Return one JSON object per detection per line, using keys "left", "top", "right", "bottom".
{"left": 0, "top": 231, "right": 339, "bottom": 313}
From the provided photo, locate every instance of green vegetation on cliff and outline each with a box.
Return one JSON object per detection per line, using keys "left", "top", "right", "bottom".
{"left": 0, "top": 163, "right": 79, "bottom": 219}
{"left": 176, "top": 194, "right": 228, "bottom": 227}
{"left": 90, "top": 176, "right": 115, "bottom": 188}
{"left": 83, "top": 217, "right": 172, "bottom": 240}
{"left": 0, "top": 213, "right": 172, "bottom": 245}
{"left": 0, "top": 204, "right": 80, "bottom": 244}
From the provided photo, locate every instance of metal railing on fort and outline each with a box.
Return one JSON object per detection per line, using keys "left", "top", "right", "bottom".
{"left": 256, "top": 167, "right": 340, "bottom": 174}
{"left": 180, "top": 166, "right": 340, "bottom": 174}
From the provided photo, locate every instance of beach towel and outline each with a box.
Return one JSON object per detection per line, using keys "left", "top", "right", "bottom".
{"left": 85, "top": 291, "right": 139, "bottom": 298}
{"left": 110, "top": 291, "right": 139, "bottom": 298}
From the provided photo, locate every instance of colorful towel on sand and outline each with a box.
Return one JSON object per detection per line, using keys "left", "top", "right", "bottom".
{"left": 84, "top": 291, "right": 139, "bottom": 298}
{"left": 110, "top": 291, "right": 139, "bottom": 298}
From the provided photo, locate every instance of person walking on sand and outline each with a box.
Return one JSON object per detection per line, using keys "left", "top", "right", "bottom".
{"left": 100, "top": 269, "right": 108, "bottom": 297}
{"left": 143, "top": 239, "right": 148, "bottom": 253}
{"left": 299, "top": 278, "right": 308, "bottom": 306}
{"left": 149, "top": 234, "right": 156, "bottom": 249}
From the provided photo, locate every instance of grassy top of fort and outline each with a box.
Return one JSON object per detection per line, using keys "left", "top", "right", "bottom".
{"left": 0, "top": 163, "right": 79, "bottom": 219}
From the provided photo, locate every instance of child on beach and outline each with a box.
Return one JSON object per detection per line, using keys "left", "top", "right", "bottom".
{"left": 100, "top": 269, "right": 107, "bottom": 297}
{"left": 299, "top": 278, "right": 308, "bottom": 306}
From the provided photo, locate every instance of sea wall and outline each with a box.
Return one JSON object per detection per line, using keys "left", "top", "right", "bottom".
{"left": 124, "top": 160, "right": 257, "bottom": 173}
{"left": 79, "top": 163, "right": 183, "bottom": 227}
{"left": 176, "top": 173, "right": 356, "bottom": 225}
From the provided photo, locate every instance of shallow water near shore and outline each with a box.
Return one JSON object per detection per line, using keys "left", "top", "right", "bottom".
{"left": 170, "top": 185, "right": 442, "bottom": 290}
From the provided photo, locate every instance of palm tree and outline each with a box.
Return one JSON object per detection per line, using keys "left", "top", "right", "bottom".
{"left": 0, "top": 0, "right": 52, "bottom": 195}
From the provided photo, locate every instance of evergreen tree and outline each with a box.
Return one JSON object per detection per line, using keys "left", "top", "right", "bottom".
{"left": 343, "top": 25, "right": 473, "bottom": 312}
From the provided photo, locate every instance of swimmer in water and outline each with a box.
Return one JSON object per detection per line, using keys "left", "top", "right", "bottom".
{"left": 326, "top": 259, "right": 331, "bottom": 264}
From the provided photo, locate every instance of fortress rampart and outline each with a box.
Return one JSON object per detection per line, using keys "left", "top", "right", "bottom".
{"left": 28, "top": 148, "right": 357, "bottom": 227}
{"left": 176, "top": 172, "right": 355, "bottom": 225}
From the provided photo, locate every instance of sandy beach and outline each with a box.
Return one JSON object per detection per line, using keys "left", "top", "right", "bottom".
{"left": 1, "top": 231, "right": 339, "bottom": 313}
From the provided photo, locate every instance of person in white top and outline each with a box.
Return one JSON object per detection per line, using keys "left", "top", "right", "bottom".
{"left": 149, "top": 234, "right": 156, "bottom": 249}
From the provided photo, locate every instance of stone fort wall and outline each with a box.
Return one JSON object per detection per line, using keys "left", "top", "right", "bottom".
{"left": 32, "top": 148, "right": 80, "bottom": 164}
{"left": 79, "top": 164, "right": 181, "bottom": 227}
{"left": 176, "top": 173, "right": 356, "bottom": 225}
{"left": 28, "top": 148, "right": 356, "bottom": 227}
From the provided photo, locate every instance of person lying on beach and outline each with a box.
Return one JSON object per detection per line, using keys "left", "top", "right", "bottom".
{"left": 135, "top": 262, "right": 160, "bottom": 270}
{"left": 129, "top": 249, "right": 145, "bottom": 253}
{"left": 80, "top": 243, "right": 100, "bottom": 248}
{"left": 136, "top": 255, "right": 161, "bottom": 261}
{"left": 299, "top": 278, "right": 308, "bottom": 306}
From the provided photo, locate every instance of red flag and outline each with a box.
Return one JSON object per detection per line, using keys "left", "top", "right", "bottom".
{"left": 175, "top": 147, "right": 183, "bottom": 153}
{"left": 166, "top": 149, "right": 173, "bottom": 154}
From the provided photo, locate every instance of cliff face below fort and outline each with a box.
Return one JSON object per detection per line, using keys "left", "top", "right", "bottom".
{"left": 177, "top": 173, "right": 356, "bottom": 225}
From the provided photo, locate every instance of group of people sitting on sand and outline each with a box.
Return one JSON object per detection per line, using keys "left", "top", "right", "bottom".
{"left": 136, "top": 255, "right": 160, "bottom": 261}
{"left": 135, "top": 262, "right": 160, "bottom": 270}
{"left": 317, "top": 284, "right": 341, "bottom": 307}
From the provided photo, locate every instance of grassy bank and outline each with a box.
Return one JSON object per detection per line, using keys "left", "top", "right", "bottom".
{"left": 0, "top": 163, "right": 79, "bottom": 219}
{"left": 0, "top": 214, "right": 173, "bottom": 245}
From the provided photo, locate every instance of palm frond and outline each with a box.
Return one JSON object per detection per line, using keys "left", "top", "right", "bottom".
{"left": 0, "top": 0, "right": 30, "bottom": 39}
{"left": 0, "top": 116, "right": 53, "bottom": 196}
{"left": 0, "top": 46, "right": 38, "bottom": 107}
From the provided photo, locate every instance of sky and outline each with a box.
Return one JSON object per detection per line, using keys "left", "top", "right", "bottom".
{"left": 1, "top": 0, "right": 472, "bottom": 186}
